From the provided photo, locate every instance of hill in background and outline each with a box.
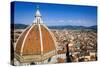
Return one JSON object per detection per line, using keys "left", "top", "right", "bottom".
{"left": 13, "top": 23, "right": 97, "bottom": 30}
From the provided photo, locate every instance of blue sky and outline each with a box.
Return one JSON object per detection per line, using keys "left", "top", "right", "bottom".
{"left": 13, "top": 1, "right": 97, "bottom": 26}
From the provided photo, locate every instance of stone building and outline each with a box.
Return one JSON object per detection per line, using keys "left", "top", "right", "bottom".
{"left": 15, "top": 6, "right": 57, "bottom": 64}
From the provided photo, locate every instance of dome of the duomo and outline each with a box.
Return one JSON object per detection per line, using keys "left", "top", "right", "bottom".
{"left": 15, "top": 7, "right": 57, "bottom": 63}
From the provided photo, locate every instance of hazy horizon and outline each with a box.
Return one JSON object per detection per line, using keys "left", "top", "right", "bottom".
{"left": 14, "top": 23, "right": 97, "bottom": 27}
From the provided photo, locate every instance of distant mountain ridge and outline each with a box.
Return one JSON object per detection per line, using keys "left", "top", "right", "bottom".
{"left": 14, "top": 24, "right": 28, "bottom": 29}
{"left": 48, "top": 25, "right": 97, "bottom": 30}
{"left": 14, "top": 24, "right": 97, "bottom": 30}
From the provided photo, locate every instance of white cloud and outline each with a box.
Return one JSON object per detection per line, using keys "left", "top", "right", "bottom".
{"left": 67, "top": 20, "right": 73, "bottom": 22}
{"left": 58, "top": 20, "right": 65, "bottom": 23}
{"left": 66, "top": 19, "right": 85, "bottom": 26}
